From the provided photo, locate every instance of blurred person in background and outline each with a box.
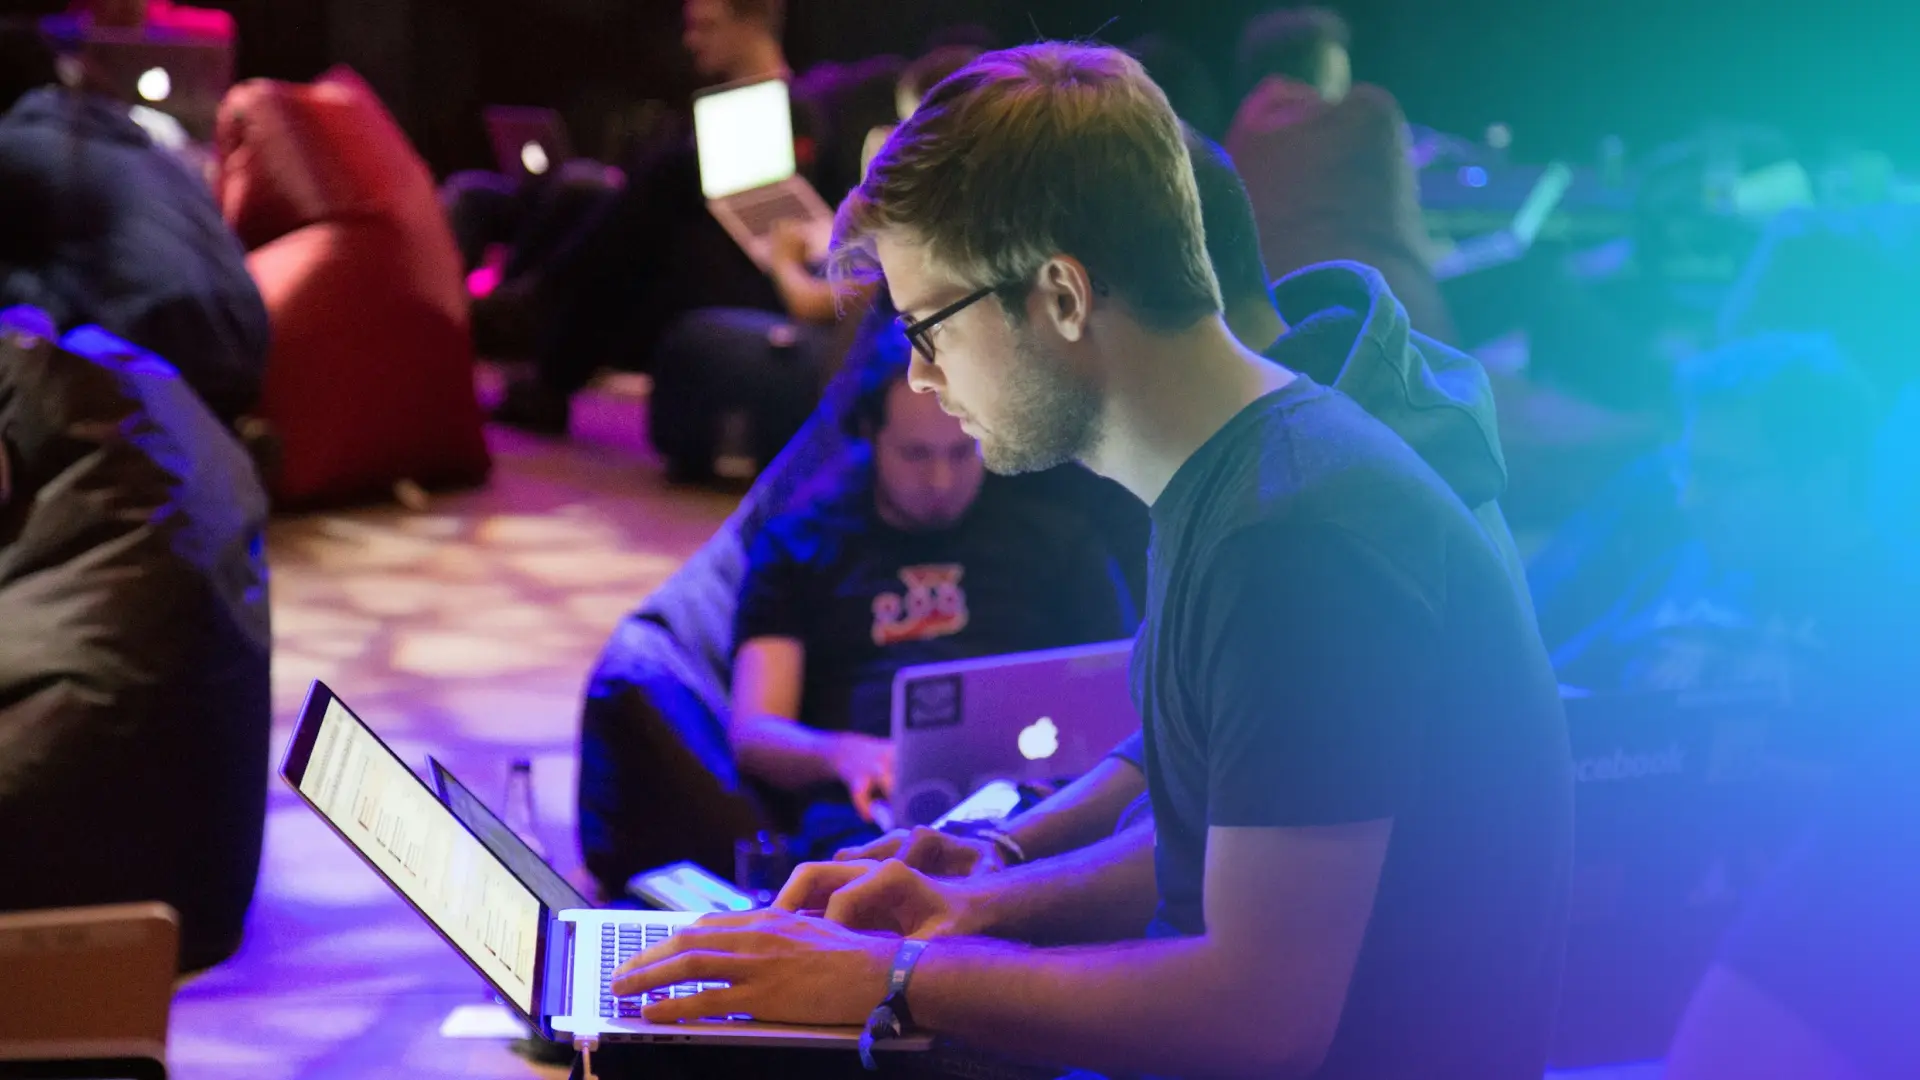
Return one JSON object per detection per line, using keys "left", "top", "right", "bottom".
{"left": 1542, "top": 334, "right": 1914, "bottom": 714}
{"left": 41, "top": 0, "right": 233, "bottom": 43}
{"left": 0, "top": 17, "right": 266, "bottom": 424}
{"left": 1225, "top": 6, "right": 1458, "bottom": 345}
{"left": 726, "top": 332, "right": 1135, "bottom": 861}
{"left": 860, "top": 44, "right": 983, "bottom": 178}
{"left": 1125, "top": 33, "right": 1227, "bottom": 140}
{"left": 486, "top": 0, "right": 858, "bottom": 436}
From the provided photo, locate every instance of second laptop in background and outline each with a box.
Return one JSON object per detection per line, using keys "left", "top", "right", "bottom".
{"left": 691, "top": 76, "right": 833, "bottom": 271}
{"left": 890, "top": 639, "right": 1141, "bottom": 827}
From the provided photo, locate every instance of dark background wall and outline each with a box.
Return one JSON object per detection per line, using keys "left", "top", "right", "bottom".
{"left": 7, "top": 0, "right": 1915, "bottom": 177}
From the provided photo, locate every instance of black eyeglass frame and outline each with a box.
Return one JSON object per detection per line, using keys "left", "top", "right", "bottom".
{"left": 894, "top": 275, "right": 1112, "bottom": 365}
{"left": 895, "top": 284, "right": 999, "bottom": 364}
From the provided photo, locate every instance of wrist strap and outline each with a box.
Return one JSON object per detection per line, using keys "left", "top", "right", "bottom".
{"left": 859, "top": 938, "right": 930, "bottom": 1071}
{"left": 977, "top": 827, "right": 1028, "bottom": 867}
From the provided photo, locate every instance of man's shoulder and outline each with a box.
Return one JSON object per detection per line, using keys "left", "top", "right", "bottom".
{"left": 751, "top": 485, "right": 870, "bottom": 561}
{"left": 1169, "top": 388, "right": 1474, "bottom": 592}
{"left": 1244, "top": 380, "right": 1454, "bottom": 505}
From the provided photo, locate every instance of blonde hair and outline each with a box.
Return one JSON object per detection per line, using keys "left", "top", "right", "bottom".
{"left": 833, "top": 43, "right": 1222, "bottom": 334}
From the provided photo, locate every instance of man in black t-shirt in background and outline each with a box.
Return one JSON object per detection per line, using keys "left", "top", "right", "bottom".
{"left": 616, "top": 45, "right": 1570, "bottom": 1080}
{"left": 728, "top": 330, "right": 1134, "bottom": 860}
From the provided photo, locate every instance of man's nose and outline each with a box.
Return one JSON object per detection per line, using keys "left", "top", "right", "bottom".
{"left": 907, "top": 352, "right": 942, "bottom": 394}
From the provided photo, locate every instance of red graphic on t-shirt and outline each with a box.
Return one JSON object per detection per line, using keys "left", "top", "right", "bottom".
{"left": 871, "top": 564, "right": 970, "bottom": 646}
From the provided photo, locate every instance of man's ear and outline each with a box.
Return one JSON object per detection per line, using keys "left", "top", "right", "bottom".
{"left": 1034, "top": 255, "right": 1097, "bottom": 343}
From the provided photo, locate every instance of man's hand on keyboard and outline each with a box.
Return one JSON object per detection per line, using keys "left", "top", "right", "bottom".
{"left": 835, "top": 825, "right": 1006, "bottom": 878}
{"left": 775, "top": 858, "right": 982, "bottom": 939}
{"left": 608, "top": 909, "right": 892, "bottom": 1026}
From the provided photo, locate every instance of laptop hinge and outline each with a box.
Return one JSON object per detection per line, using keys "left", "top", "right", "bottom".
{"left": 540, "top": 916, "right": 575, "bottom": 1030}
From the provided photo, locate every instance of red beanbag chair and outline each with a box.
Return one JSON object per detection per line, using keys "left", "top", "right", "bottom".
{"left": 216, "top": 67, "right": 490, "bottom": 507}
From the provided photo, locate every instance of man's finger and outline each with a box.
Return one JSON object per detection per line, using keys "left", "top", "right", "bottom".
{"left": 610, "top": 950, "right": 747, "bottom": 997}
{"left": 640, "top": 984, "right": 755, "bottom": 1025}
{"left": 898, "top": 826, "right": 955, "bottom": 872}
{"left": 835, "top": 831, "right": 907, "bottom": 863}
{"left": 690, "top": 909, "right": 774, "bottom": 930}
{"left": 618, "top": 919, "right": 777, "bottom": 977}
{"left": 612, "top": 927, "right": 697, "bottom": 978}
{"left": 821, "top": 861, "right": 923, "bottom": 933}
{"left": 851, "top": 777, "right": 878, "bottom": 823}
{"left": 773, "top": 860, "right": 872, "bottom": 912}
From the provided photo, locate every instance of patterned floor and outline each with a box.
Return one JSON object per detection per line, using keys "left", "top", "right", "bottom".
{"left": 161, "top": 381, "right": 1663, "bottom": 1080}
{"left": 167, "top": 386, "right": 737, "bottom": 1080}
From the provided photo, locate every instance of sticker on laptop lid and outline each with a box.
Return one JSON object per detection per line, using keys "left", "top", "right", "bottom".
{"left": 903, "top": 675, "right": 963, "bottom": 730}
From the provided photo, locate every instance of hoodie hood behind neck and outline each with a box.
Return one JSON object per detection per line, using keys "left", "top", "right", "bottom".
{"left": 1268, "top": 260, "right": 1507, "bottom": 509}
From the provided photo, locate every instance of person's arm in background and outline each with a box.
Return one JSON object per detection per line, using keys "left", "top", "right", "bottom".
{"left": 730, "top": 638, "right": 892, "bottom": 821}
{"left": 728, "top": 520, "right": 893, "bottom": 821}
{"left": 767, "top": 221, "right": 839, "bottom": 325}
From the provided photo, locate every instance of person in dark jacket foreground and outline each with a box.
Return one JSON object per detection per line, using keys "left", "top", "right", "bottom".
{"left": 0, "top": 52, "right": 268, "bottom": 425}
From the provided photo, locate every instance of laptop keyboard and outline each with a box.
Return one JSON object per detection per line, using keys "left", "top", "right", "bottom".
{"left": 733, "top": 189, "right": 812, "bottom": 239}
{"left": 598, "top": 922, "right": 731, "bottom": 1020}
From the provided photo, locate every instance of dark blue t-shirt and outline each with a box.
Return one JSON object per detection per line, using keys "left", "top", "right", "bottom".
{"left": 1132, "top": 375, "right": 1572, "bottom": 1080}
{"left": 734, "top": 466, "right": 1134, "bottom": 738}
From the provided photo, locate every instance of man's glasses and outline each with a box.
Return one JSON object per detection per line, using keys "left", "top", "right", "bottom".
{"left": 896, "top": 285, "right": 998, "bottom": 365}
{"left": 895, "top": 276, "right": 1110, "bottom": 364}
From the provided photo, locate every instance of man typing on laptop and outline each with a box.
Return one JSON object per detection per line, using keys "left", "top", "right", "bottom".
{"left": 727, "top": 330, "right": 1134, "bottom": 863}
{"left": 615, "top": 44, "right": 1570, "bottom": 1080}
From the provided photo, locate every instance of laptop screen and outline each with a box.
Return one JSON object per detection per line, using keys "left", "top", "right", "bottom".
{"left": 291, "top": 695, "right": 544, "bottom": 1017}
{"left": 433, "top": 759, "right": 589, "bottom": 914}
{"left": 693, "top": 78, "right": 797, "bottom": 199}
{"left": 78, "top": 32, "right": 233, "bottom": 140}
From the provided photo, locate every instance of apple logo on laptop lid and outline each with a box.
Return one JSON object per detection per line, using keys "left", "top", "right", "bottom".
{"left": 1018, "top": 718, "right": 1060, "bottom": 762}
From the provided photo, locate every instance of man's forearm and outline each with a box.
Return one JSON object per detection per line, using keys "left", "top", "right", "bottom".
{"left": 1004, "top": 756, "right": 1147, "bottom": 862}
{"left": 769, "top": 258, "right": 836, "bottom": 324}
{"left": 962, "top": 821, "right": 1157, "bottom": 944}
{"left": 732, "top": 713, "right": 838, "bottom": 790}
{"left": 907, "top": 935, "right": 1310, "bottom": 1079}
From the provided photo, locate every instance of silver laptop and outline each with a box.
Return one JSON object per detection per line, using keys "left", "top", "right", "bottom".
{"left": 484, "top": 106, "right": 574, "bottom": 183}
{"left": 692, "top": 76, "right": 833, "bottom": 271}
{"left": 890, "top": 640, "right": 1141, "bottom": 827}
{"left": 1432, "top": 160, "right": 1574, "bottom": 281}
{"left": 77, "top": 30, "right": 232, "bottom": 142}
{"left": 282, "top": 681, "right": 910, "bottom": 1052}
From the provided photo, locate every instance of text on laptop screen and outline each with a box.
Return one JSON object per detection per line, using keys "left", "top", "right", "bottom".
{"left": 297, "top": 699, "right": 544, "bottom": 1014}
{"left": 693, "top": 79, "right": 797, "bottom": 199}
